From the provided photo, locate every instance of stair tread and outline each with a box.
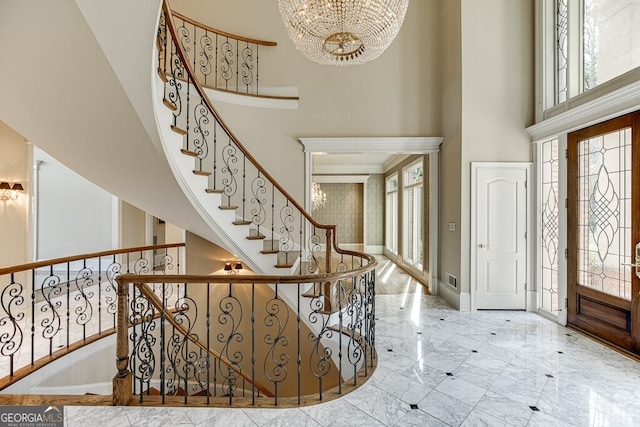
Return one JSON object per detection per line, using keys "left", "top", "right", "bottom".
{"left": 205, "top": 188, "right": 224, "bottom": 194}
{"left": 233, "top": 220, "right": 252, "bottom": 226}
{"left": 219, "top": 205, "right": 238, "bottom": 210}
{"left": 247, "top": 234, "right": 265, "bottom": 240}
{"left": 171, "top": 125, "right": 187, "bottom": 135}
{"left": 193, "top": 170, "right": 212, "bottom": 176}
{"left": 261, "top": 249, "right": 279, "bottom": 254}
{"left": 275, "top": 264, "right": 295, "bottom": 268}
{"left": 181, "top": 149, "right": 198, "bottom": 157}
{"left": 157, "top": 67, "right": 168, "bottom": 83}
{"left": 162, "top": 98, "right": 177, "bottom": 111}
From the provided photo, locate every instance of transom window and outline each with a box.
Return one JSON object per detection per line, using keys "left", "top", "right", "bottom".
{"left": 551, "top": 0, "right": 640, "bottom": 109}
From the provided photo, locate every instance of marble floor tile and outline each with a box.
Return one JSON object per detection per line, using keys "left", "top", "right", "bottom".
{"left": 17, "top": 257, "right": 640, "bottom": 427}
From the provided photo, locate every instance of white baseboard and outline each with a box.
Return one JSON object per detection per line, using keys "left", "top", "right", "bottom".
{"left": 438, "top": 280, "right": 460, "bottom": 309}
{"left": 527, "top": 290, "right": 537, "bottom": 312}
{"left": 459, "top": 291, "right": 471, "bottom": 311}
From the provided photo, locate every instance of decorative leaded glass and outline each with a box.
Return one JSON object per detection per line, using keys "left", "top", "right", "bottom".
{"left": 577, "top": 129, "right": 632, "bottom": 300}
{"left": 556, "top": 0, "right": 568, "bottom": 104}
{"left": 541, "top": 139, "right": 559, "bottom": 313}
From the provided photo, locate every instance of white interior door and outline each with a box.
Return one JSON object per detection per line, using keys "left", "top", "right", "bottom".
{"left": 472, "top": 163, "right": 531, "bottom": 310}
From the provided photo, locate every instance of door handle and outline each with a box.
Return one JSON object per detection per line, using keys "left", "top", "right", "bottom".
{"left": 622, "top": 242, "right": 640, "bottom": 279}
{"left": 479, "top": 244, "right": 489, "bottom": 249}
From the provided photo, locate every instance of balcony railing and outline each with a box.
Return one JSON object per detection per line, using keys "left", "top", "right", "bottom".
{"left": 0, "top": 243, "right": 184, "bottom": 389}
{"left": 113, "top": 266, "right": 376, "bottom": 407}
{"left": 162, "top": 6, "right": 297, "bottom": 100}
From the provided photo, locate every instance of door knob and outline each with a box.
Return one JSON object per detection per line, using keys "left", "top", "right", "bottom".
{"left": 621, "top": 242, "right": 640, "bottom": 279}
{"left": 479, "top": 244, "right": 488, "bottom": 249}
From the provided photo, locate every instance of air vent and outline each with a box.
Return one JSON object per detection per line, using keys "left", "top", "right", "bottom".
{"left": 446, "top": 272, "right": 458, "bottom": 288}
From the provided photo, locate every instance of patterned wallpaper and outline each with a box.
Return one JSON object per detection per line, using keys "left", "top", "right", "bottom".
{"left": 367, "top": 174, "right": 384, "bottom": 246}
{"left": 312, "top": 183, "right": 363, "bottom": 244}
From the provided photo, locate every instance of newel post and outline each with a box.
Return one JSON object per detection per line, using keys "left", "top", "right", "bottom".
{"left": 112, "top": 277, "right": 132, "bottom": 406}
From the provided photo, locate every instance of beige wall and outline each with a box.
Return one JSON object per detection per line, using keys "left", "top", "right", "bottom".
{"left": 439, "top": 0, "right": 463, "bottom": 301}
{"left": 456, "top": 0, "right": 535, "bottom": 308}
{"left": 121, "top": 201, "right": 146, "bottom": 248}
{"left": 0, "top": 121, "right": 29, "bottom": 268}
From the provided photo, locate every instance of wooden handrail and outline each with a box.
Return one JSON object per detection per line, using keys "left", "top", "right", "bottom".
{"left": 163, "top": 1, "right": 334, "bottom": 235}
{"left": 163, "top": 1, "right": 372, "bottom": 267}
{"left": 171, "top": 10, "right": 277, "bottom": 47}
{"left": 138, "top": 283, "right": 274, "bottom": 397}
{"left": 0, "top": 243, "right": 185, "bottom": 276}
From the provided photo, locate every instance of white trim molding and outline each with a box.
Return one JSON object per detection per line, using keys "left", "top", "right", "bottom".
{"left": 527, "top": 79, "right": 640, "bottom": 142}
{"left": 299, "top": 137, "right": 443, "bottom": 154}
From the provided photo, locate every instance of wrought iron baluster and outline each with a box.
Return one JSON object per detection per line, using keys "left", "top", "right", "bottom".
{"left": 218, "top": 282, "right": 243, "bottom": 405}
{"left": 264, "top": 283, "right": 289, "bottom": 405}
{"left": 308, "top": 283, "right": 332, "bottom": 400}
{"left": 1, "top": 273, "right": 24, "bottom": 377}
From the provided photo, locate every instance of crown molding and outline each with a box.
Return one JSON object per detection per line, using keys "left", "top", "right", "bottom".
{"left": 299, "top": 137, "right": 443, "bottom": 154}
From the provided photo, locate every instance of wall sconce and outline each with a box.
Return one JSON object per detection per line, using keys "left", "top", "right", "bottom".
{"left": 224, "top": 261, "right": 243, "bottom": 275}
{"left": 0, "top": 182, "right": 24, "bottom": 202}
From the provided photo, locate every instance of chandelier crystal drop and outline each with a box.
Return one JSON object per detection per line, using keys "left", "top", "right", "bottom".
{"left": 277, "top": 0, "right": 409, "bottom": 66}
{"left": 311, "top": 182, "right": 327, "bottom": 211}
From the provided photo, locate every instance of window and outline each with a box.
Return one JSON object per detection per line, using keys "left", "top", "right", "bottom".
{"left": 549, "top": 0, "right": 640, "bottom": 109}
{"left": 402, "top": 162, "right": 423, "bottom": 268}
{"left": 540, "top": 139, "right": 560, "bottom": 314}
{"left": 385, "top": 174, "right": 398, "bottom": 254}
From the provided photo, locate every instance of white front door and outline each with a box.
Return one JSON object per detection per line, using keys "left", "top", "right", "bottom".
{"left": 472, "top": 163, "right": 531, "bottom": 310}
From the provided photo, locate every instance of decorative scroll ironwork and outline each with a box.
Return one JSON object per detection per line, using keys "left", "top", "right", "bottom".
{"left": 306, "top": 229, "right": 323, "bottom": 273}
{"left": 198, "top": 32, "right": 214, "bottom": 84}
{"left": 192, "top": 101, "right": 211, "bottom": 160}
{"left": 264, "top": 287, "right": 289, "bottom": 401}
{"left": 279, "top": 203, "right": 295, "bottom": 254}
{"left": 73, "top": 265, "right": 94, "bottom": 329}
{"left": 221, "top": 142, "right": 239, "bottom": 200}
{"left": 220, "top": 38, "right": 235, "bottom": 88}
{"left": 240, "top": 44, "right": 255, "bottom": 88}
{"left": 129, "top": 284, "right": 157, "bottom": 392}
{"left": 217, "top": 285, "right": 243, "bottom": 401}
{"left": 105, "top": 260, "right": 122, "bottom": 317}
{"left": 40, "top": 273, "right": 62, "bottom": 345}
{"left": 251, "top": 173, "right": 267, "bottom": 228}
{"left": 308, "top": 284, "right": 333, "bottom": 399}
{"left": 166, "top": 293, "right": 207, "bottom": 396}
{"left": 0, "top": 279, "right": 24, "bottom": 361}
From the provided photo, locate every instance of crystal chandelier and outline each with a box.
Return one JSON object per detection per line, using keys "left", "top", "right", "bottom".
{"left": 311, "top": 182, "right": 327, "bottom": 210}
{"left": 277, "top": 0, "right": 409, "bottom": 66}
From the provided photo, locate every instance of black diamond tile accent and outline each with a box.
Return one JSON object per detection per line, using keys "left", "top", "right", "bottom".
{"left": 410, "top": 404, "right": 419, "bottom": 410}
{"left": 529, "top": 406, "right": 540, "bottom": 411}
{"left": 557, "top": 351, "right": 564, "bottom": 354}
{"left": 440, "top": 318, "right": 445, "bottom": 321}
{"left": 471, "top": 350, "right": 478, "bottom": 353}
{"left": 400, "top": 307, "right": 404, "bottom": 309}
{"left": 387, "top": 349, "right": 393, "bottom": 352}
{"left": 491, "top": 332, "right": 497, "bottom": 335}
{"left": 417, "top": 331, "right": 422, "bottom": 335}
{"left": 446, "top": 372, "right": 453, "bottom": 376}
{"left": 565, "top": 333, "right": 571, "bottom": 336}
{"left": 545, "top": 374, "right": 554, "bottom": 378}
